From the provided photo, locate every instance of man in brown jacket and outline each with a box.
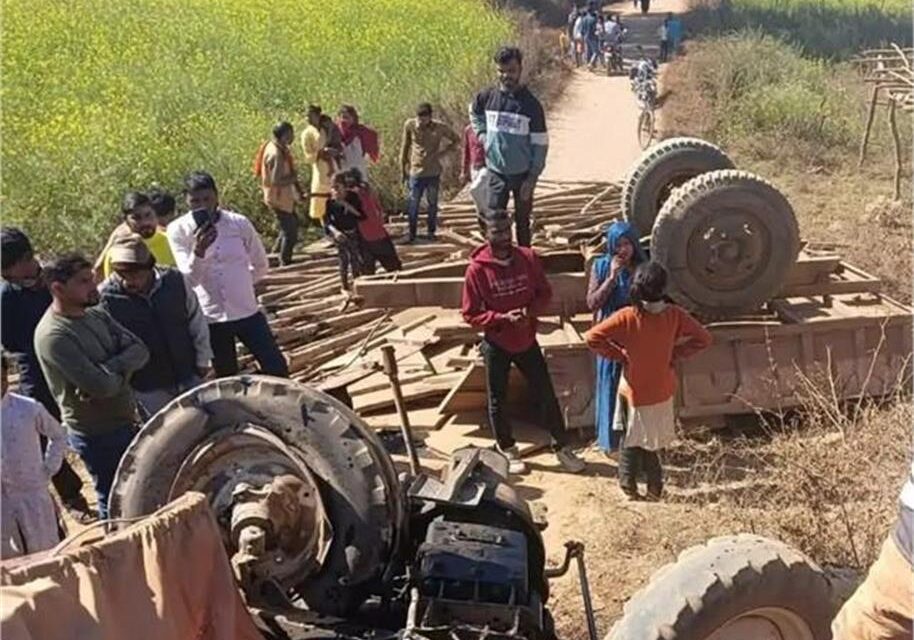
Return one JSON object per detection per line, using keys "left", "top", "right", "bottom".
{"left": 256, "top": 121, "right": 303, "bottom": 265}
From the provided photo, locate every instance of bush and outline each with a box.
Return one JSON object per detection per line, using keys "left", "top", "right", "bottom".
{"left": 1, "top": 0, "right": 513, "bottom": 254}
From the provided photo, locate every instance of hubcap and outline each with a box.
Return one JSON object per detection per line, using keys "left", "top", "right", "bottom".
{"left": 685, "top": 208, "right": 769, "bottom": 291}
{"left": 706, "top": 607, "right": 816, "bottom": 640}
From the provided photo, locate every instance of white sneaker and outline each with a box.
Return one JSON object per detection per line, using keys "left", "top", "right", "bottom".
{"left": 499, "top": 445, "right": 528, "bottom": 475}
{"left": 556, "top": 447, "right": 586, "bottom": 473}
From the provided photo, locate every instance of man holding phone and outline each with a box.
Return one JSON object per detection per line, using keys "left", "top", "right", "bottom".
{"left": 460, "top": 209, "right": 585, "bottom": 476}
{"left": 166, "top": 171, "right": 288, "bottom": 378}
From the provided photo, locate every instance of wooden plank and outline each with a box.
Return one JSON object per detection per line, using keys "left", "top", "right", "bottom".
{"left": 353, "top": 372, "right": 464, "bottom": 413}
{"left": 362, "top": 406, "right": 450, "bottom": 432}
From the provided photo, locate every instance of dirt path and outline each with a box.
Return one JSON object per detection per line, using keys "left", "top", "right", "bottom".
{"left": 540, "top": 0, "right": 688, "bottom": 183}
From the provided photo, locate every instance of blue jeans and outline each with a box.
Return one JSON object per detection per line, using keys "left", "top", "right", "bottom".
{"left": 68, "top": 425, "right": 138, "bottom": 520}
{"left": 209, "top": 311, "right": 289, "bottom": 378}
{"left": 407, "top": 175, "right": 440, "bottom": 240}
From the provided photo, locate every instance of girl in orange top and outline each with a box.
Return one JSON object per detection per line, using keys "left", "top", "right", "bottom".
{"left": 584, "top": 262, "right": 711, "bottom": 500}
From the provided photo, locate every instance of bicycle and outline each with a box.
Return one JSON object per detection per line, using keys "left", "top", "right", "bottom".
{"left": 631, "top": 74, "right": 658, "bottom": 149}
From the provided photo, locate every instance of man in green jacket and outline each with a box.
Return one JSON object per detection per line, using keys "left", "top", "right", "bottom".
{"left": 35, "top": 254, "right": 149, "bottom": 520}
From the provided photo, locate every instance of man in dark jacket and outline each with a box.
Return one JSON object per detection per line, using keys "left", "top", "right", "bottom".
{"left": 471, "top": 47, "right": 548, "bottom": 248}
{"left": 461, "top": 209, "right": 585, "bottom": 475}
{"left": 0, "top": 227, "right": 94, "bottom": 522}
{"left": 99, "top": 235, "right": 212, "bottom": 417}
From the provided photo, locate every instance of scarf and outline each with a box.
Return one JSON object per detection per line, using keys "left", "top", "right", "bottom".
{"left": 338, "top": 120, "right": 380, "bottom": 162}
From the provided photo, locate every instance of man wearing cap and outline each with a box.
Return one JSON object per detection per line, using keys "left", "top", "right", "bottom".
{"left": 99, "top": 235, "right": 212, "bottom": 417}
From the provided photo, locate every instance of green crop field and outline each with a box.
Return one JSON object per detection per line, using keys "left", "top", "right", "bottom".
{"left": 1, "top": 0, "right": 512, "bottom": 253}
{"left": 689, "top": 0, "right": 912, "bottom": 58}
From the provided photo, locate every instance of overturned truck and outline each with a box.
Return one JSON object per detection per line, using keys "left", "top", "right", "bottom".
{"left": 351, "top": 138, "right": 912, "bottom": 432}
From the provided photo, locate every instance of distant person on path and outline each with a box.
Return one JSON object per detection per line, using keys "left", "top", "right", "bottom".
{"left": 325, "top": 173, "right": 364, "bottom": 292}
{"left": 95, "top": 192, "right": 177, "bottom": 280}
{"left": 254, "top": 121, "right": 303, "bottom": 266}
{"left": 580, "top": 9, "right": 599, "bottom": 69}
{"left": 471, "top": 46, "right": 548, "bottom": 248}
{"left": 100, "top": 235, "right": 212, "bottom": 417}
{"left": 399, "top": 102, "right": 460, "bottom": 243}
{"left": 337, "top": 105, "right": 380, "bottom": 178}
{"left": 585, "top": 262, "right": 711, "bottom": 501}
{"left": 0, "top": 228, "right": 93, "bottom": 522}
{"left": 572, "top": 10, "right": 586, "bottom": 66}
{"left": 658, "top": 17, "right": 671, "bottom": 62}
{"left": 301, "top": 105, "right": 336, "bottom": 226}
{"left": 1, "top": 354, "right": 68, "bottom": 559}
{"left": 149, "top": 189, "right": 177, "bottom": 229}
{"left": 342, "top": 169, "right": 402, "bottom": 275}
{"left": 667, "top": 13, "right": 683, "bottom": 54}
{"left": 586, "top": 221, "right": 646, "bottom": 454}
{"left": 167, "top": 171, "right": 288, "bottom": 378}
{"left": 461, "top": 120, "right": 488, "bottom": 216}
{"left": 35, "top": 254, "right": 150, "bottom": 520}
{"left": 461, "top": 209, "right": 586, "bottom": 476}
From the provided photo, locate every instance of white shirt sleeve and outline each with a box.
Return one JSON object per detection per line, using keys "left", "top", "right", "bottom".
{"left": 242, "top": 217, "right": 270, "bottom": 284}
{"left": 167, "top": 218, "right": 209, "bottom": 286}
{"left": 183, "top": 275, "right": 213, "bottom": 368}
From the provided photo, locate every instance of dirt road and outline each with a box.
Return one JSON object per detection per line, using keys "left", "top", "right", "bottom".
{"left": 541, "top": 0, "right": 686, "bottom": 183}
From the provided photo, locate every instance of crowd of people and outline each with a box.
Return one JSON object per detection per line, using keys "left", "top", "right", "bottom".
{"left": 562, "top": 2, "right": 683, "bottom": 71}
{"left": 0, "top": 40, "right": 706, "bottom": 562}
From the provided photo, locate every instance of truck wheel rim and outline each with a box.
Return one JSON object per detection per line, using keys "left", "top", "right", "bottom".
{"left": 706, "top": 607, "right": 816, "bottom": 640}
{"left": 685, "top": 207, "right": 768, "bottom": 291}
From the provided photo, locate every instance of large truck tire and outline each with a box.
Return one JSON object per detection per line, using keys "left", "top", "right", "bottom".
{"left": 606, "top": 534, "right": 836, "bottom": 640}
{"left": 650, "top": 169, "right": 800, "bottom": 318}
{"left": 621, "top": 137, "right": 735, "bottom": 236}
{"left": 109, "top": 375, "right": 403, "bottom": 616}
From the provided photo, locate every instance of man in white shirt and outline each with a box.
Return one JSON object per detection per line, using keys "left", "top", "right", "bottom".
{"left": 167, "top": 171, "right": 288, "bottom": 378}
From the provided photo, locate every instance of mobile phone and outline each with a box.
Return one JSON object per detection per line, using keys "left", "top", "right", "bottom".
{"left": 191, "top": 208, "right": 213, "bottom": 231}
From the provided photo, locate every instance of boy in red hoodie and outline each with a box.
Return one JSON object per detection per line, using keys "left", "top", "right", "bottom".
{"left": 461, "top": 209, "right": 585, "bottom": 475}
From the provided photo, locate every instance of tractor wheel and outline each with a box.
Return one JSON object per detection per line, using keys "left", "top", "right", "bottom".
{"left": 109, "top": 375, "right": 403, "bottom": 616}
{"left": 606, "top": 535, "right": 836, "bottom": 640}
{"left": 650, "top": 169, "right": 800, "bottom": 318}
{"left": 621, "top": 137, "right": 735, "bottom": 236}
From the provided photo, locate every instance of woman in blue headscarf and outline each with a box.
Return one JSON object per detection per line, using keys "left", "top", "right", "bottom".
{"left": 586, "top": 221, "right": 646, "bottom": 452}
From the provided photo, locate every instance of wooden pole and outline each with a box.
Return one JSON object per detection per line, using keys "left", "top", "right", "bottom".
{"left": 858, "top": 85, "right": 880, "bottom": 168}
{"left": 380, "top": 344, "right": 421, "bottom": 476}
{"left": 888, "top": 99, "right": 903, "bottom": 200}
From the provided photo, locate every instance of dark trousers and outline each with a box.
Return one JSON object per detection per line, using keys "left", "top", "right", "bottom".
{"left": 619, "top": 447, "right": 663, "bottom": 497}
{"left": 659, "top": 39, "right": 670, "bottom": 62}
{"left": 334, "top": 230, "right": 363, "bottom": 290}
{"left": 68, "top": 425, "right": 137, "bottom": 520}
{"left": 481, "top": 339, "right": 568, "bottom": 450}
{"left": 360, "top": 237, "right": 402, "bottom": 275}
{"left": 272, "top": 208, "right": 299, "bottom": 266}
{"left": 209, "top": 312, "right": 289, "bottom": 378}
{"left": 487, "top": 170, "right": 534, "bottom": 247}
{"left": 407, "top": 175, "right": 440, "bottom": 240}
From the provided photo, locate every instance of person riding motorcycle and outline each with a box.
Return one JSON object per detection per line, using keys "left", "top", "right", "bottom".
{"left": 629, "top": 48, "right": 658, "bottom": 108}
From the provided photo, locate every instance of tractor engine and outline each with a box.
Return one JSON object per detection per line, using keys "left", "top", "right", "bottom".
{"left": 403, "top": 447, "right": 552, "bottom": 640}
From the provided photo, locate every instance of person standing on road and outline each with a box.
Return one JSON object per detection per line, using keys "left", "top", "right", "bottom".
{"left": 471, "top": 46, "right": 548, "bottom": 248}
{"left": 95, "top": 192, "right": 176, "bottom": 280}
{"left": 0, "top": 228, "right": 93, "bottom": 523}
{"left": 1, "top": 354, "right": 68, "bottom": 559}
{"left": 572, "top": 10, "right": 586, "bottom": 66}
{"left": 35, "top": 254, "right": 150, "bottom": 521}
{"left": 586, "top": 221, "right": 645, "bottom": 454}
{"left": 580, "top": 9, "right": 599, "bottom": 69}
{"left": 585, "top": 262, "right": 711, "bottom": 501}
{"left": 461, "top": 209, "right": 586, "bottom": 476}
{"left": 658, "top": 16, "right": 671, "bottom": 62}
{"left": 254, "top": 121, "right": 303, "bottom": 266}
{"left": 337, "top": 105, "right": 380, "bottom": 178}
{"left": 99, "top": 235, "right": 212, "bottom": 417}
{"left": 167, "top": 171, "right": 288, "bottom": 378}
{"left": 399, "top": 102, "right": 460, "bottom": 243}
{"left": 301, "top": 105, "right": 336, "bottom": 226}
